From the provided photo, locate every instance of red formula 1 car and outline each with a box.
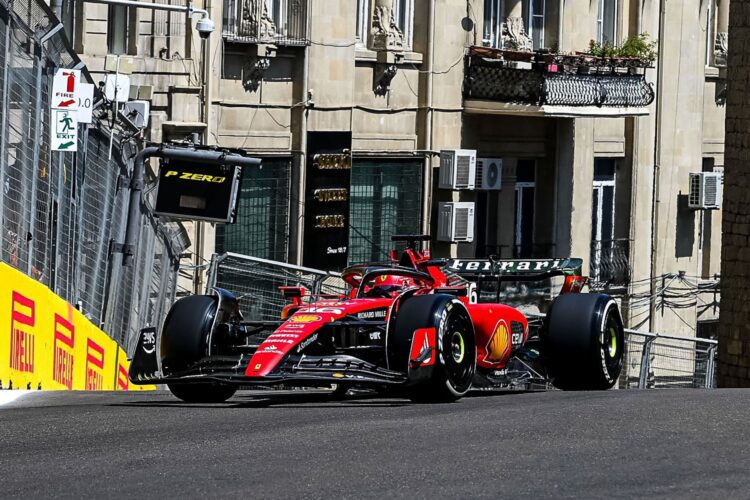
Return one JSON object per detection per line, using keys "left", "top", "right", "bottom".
{"left": 129, "top": 236, "right": 625, "bottom": 403}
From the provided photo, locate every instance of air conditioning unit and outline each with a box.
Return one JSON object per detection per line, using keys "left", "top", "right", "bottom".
{"left": 437, "top": 202, "right": 475, "bottom": 242}
{"left": 476, "top": 158, "right": 502, "bottom": 190}
{"left": 439, "top": 149, "right": 476, "bottom": 190}
{"left": 688, "top": 172, "right": 722, "bottom": 210}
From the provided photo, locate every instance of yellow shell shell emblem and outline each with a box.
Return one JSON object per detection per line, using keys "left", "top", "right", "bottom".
{"left": 290, "top": 314, "right": 322, "bottom": 324}
{"left": 485, "top": 321, "right": 510, "bottom": 363}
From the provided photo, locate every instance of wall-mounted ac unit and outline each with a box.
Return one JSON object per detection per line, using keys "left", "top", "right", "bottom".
{"left": 688, "top": 172, "right": 722, "bottom": 210}
{"left": 439, "top": 149, "right": 476, "bottom": 190}
{"left": 437, "top": 202, "right": 475, "bottom": 242}
{"left": 476, "top": 158, "right": 502, "bottom": 190}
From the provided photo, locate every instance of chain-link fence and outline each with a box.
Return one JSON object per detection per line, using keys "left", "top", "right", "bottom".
{"left": 0, "top": 0, "right": 188, "bottom": 354}
{"left": 620, "top": 329, "right": 717, "bottom": 388}
{"left": 207, "top": 252, "right": 346, "bottom": 321}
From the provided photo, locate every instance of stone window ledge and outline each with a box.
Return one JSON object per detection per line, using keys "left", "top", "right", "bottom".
{"left": 355, "top": 48, "right": 423, "bottom": 65}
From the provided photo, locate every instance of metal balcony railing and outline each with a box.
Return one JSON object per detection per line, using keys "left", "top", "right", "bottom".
{"left": 222, "top": 0, "right": 309, "bottom": 46}
{"left": 590, "top": 238, "right": 631, "bottom": 291}
{"left": 464, "top": 46, "right": 655, "bottom": 108}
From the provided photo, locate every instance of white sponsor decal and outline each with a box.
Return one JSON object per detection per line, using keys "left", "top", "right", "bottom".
{"left": 297, "top": 333, "right": 319, "bottom": 353}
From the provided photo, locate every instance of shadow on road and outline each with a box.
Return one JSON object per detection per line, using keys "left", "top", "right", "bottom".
{"left": 108, "top": 388, "right": 532, "bottom": 410}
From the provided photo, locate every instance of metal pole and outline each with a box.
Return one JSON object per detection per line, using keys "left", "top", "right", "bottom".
{"left": 121, "top": 146, "right": 261, "bottom": 266}
{"left": 638, "top": 338, "right": 654, "bottom": 389}
{"left": 706, "top": 345, "right": 717, "bottom": 389}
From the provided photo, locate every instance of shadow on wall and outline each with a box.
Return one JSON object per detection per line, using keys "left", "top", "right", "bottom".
{"left": 675, "top": 193, "right": 695, "bottom": 258}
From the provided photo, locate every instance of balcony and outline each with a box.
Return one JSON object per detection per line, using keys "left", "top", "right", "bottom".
{"left": 589, "top": 238, "right": 631, "bottom": 292}
{"left": 463, "top": 46, "right": 654, "bottom": 117}
{"left": 222, "top": 0, "right": 309, "bottom": 46}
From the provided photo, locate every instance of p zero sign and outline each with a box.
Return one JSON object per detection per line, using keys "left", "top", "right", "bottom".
{"left": 154, "top": 160, "right": 244, "bottom": 223}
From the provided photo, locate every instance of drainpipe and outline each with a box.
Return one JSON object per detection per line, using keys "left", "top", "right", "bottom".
{"left": 557, "top": 0, "right": 563, "bottom": 50}
{"left": 421, "top": 0, "right": 435, "bottom": 235}
{"left": 649, "top": 0, "right": 666, "bottom": 332}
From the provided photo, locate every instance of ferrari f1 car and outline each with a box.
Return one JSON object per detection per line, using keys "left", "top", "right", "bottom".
{"left": 129, "top": 236, "right": 625, "bottom": 403}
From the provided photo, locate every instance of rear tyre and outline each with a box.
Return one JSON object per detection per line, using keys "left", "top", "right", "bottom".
{"left": 542, "top": 293, "right": 624, "bottom": 390}
{"left": 160, "top": 295, "right": 217, "bottom": 374}
{"left": 389, "top": 295, "right": 476, "bottom": 403}
{"left": 167, "top": 383, "right": 237, "bottom": 403}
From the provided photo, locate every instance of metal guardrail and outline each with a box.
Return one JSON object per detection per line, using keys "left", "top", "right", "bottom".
{"left": 621, "top": 329, "right": 717, "bottom": 389}
{"left": 206, "top": 252, "right": 346, "bottom": 322}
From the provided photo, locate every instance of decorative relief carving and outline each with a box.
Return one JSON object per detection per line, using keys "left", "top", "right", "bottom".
{"left": 370, "top": 0, "right": 403, "bottom": 51}
{"left": 502, "top": 16, "right": 532, "bottom": 51}
{"left": 239, "top": 0, "right": 277, "bottom": 38}
{"left": 714, "top": 32, "right": 728, "bottom": 67}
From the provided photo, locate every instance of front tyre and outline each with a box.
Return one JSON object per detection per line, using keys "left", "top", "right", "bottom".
{"left": 389, "top": 295, "right": 476, "bottom": 403}
{"left": 542, "top": 293, "right": 624, "bottom": 390}
{"left": 167, "top": 383, "right": 237, "bottom": 403}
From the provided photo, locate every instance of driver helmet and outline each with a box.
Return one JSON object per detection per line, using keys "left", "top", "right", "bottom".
{"left": 368, "top": 274, "right": 414, "bottom": 297}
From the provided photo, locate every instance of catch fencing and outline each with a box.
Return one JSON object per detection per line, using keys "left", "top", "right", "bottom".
{"left": 621, "top": 330, "right": 717, "bottom": 389}
{"left": 207, "top": 252, "right": 345, "bottom": 321}
{"left": 0, "top": 0, "right": 188, "bottom": 353}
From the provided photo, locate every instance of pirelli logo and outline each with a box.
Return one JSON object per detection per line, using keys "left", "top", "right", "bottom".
{"left": 164, "top": 170, "right": 226, "bottom": 183}
{"left": 117, "top": 364, "right": 129, "bottom": 390}
{"left": 85, "top": 338, "right": 105, "bottom": 390}
{"left": 53, "top": 314, "right": 75, "bottom": 389}
{"left": 10, "top": 292, "right": 35, "bottom": 374}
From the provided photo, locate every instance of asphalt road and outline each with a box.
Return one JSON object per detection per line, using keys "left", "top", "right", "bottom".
{"left": 2, "top": 389, "right": 750, "bottom": 499}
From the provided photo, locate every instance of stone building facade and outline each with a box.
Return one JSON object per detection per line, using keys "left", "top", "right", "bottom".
{"left": 718, "top": 0, "right": 749, "bottom": 386}
{"left": 64, "top": 0, "right": 727, "bottom": 337}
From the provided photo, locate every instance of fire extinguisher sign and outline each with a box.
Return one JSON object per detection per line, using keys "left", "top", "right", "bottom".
{"left": 51, "top": 68, "right": 80, "bottom": 111}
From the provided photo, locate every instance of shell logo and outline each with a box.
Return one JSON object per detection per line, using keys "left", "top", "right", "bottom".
{"left": 289, "top": 314, "right": 322, "bottom": 324}
{"left": 484, "top": 321, "right": 510, "bottom": 364}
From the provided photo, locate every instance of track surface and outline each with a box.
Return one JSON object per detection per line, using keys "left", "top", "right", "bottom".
{"left": 2, "top": 389, "right": 750, "bottom": 499}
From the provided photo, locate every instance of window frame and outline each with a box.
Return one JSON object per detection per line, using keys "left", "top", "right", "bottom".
{"left": 596, "top": 0, "right": 617, "bottom": 45}
{"left": 482, "top": 0, "right": 504, "bottom": 48}
{"left": 107, "top": 4, "right": 131, "bottom": 55}
{"left": 527, "top": 0, "right": 545, "bottom": 50}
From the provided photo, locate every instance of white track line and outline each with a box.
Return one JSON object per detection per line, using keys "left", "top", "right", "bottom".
{"left": 0, "top": 390, "right": 31, "bottom": 407}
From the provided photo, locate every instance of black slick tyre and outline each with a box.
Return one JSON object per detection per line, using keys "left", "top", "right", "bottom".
{"left": 167, "top": 383, "right": 237, "bottom": 403}
{"left": 160, "top": 295, "right": 217, "bottom": 374}
{"left": 388, "top": 295, "right": 476, "bottom": 403}
{"left": 542, "top": 293, "right": 624, "bottom": 390}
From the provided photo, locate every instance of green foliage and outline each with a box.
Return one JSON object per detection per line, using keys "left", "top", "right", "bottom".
{"left": 587, "top": 33, "right": 657, "bottom": 60}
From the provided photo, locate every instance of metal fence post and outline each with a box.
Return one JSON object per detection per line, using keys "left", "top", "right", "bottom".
{"left": 705, "top": 345, "right": 717, "bottom": 389}
{"left": 638, "top": 337, "right": 654, "bottom": 389}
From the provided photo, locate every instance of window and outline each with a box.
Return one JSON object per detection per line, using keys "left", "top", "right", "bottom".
{"left": 349, "top": 160, "right": 422, "bottom": 264}
{"left": 514, "top": 160, "right": 535, "bottom": 258}
{"left": 215, "top": 158, "right": 291, "bottom": 262}
{"left": 356, "top": 0, "right": 414, "bottom": 50}
{"left": 706, "top": 0, "right": 716, "bottom": 66}
{"left": 107, "top": 5, "right": 131, "bottom": 55}
{"left": 527, "top": 0, "right": 545, "bottom": 50}
{"left": 590, "top": 159, "right": 617, "bottom": 283}
{"left": 482, "top": 0, "right": 504, "bottom": 48}
{"left": 597, "top": 0, "right": 617, "bottom": 44}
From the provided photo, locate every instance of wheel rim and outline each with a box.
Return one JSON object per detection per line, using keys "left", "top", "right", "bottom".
{"left": 450, "top": 331, "right": 465, "bottom": 363}
{"left": 607, "top": 326, "right": 618, "bottom": 358}
{"left": 442, "top": 309, "right": 474, "bottom": 392}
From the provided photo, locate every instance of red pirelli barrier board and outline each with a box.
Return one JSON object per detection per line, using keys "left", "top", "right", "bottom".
{"left": 0, "top": 262, "right": 152, "bottom": 391}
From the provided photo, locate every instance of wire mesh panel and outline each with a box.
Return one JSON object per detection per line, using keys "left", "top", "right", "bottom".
{"left": 208, "top": 253, "right": 345, "bottom": 321}
{"left": 620, "top": 331, "right": 717, "bottom": 389}
{"left": 348, "top": 160, "right": 423, "bottom": 264}
{"left": 215, "top": 158, "right": 290, "bottom": 262}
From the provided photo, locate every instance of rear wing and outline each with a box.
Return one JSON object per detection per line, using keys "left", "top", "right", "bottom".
{"left": 444, "top": 258, "right": 585, "bottom": 313}
{"left": 445, "top": 258, "right": 583, "bottom": 280}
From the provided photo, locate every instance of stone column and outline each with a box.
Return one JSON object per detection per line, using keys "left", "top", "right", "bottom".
{"left": 369, "top": 0, "right": 404, "bottom": 51}
{"left": 719, "top": 0, "right": 750, "bottom": 386}
{"left": 714, "top": 0, "right": 729, "bottom": 66}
